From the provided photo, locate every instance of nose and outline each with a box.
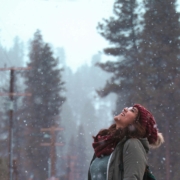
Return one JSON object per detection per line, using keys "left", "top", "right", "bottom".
{"left": 123, "top": 107, "right": 128, "bottom": 112}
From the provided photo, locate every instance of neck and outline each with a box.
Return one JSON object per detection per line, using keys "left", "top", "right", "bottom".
{"left": 115, "top": 123, "right": 124, "bottom": 130}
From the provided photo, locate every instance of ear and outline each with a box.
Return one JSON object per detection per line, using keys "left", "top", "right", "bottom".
{"left": 150, "top": 133, "right": 165, "bottom": 149}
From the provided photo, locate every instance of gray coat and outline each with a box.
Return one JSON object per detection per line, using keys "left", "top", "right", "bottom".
{"left": 88, "top": 137, "right": 149, "bottom": 180}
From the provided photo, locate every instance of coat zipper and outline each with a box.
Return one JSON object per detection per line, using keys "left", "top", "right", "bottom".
{"left": 106, "top": 152, "right": 113, "bottom": 180}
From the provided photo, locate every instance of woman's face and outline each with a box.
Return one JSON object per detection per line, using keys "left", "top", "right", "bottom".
{"left": 114, "top": 107, "right": 139, "bottom": 129}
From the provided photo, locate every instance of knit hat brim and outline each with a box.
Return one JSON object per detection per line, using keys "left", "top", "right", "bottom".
{"left": 149, "top": 133, "right": 164, "bottom": 149}
{"left": 133, "top": 104, "right": 164, "bottom": 148}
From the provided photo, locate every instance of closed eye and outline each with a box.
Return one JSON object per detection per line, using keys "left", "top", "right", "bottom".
{"left": 128, "top": 107, "right": 135, "bottom": 112}
{"left": 128, "top": 107, "right": 136, "bottom": 113}
{"left": 132, "top": 107, "right": 138, "bottom": 114}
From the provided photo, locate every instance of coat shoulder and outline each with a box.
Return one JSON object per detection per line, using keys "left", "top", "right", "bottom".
{"left": 122, "top": 139, "right": 148, "bottom": 180}
{"left": 124, "top": 138, "right": 142, "bottom": 146}
{"left": 123, "top": 138, "right": 147, "bottom": 154}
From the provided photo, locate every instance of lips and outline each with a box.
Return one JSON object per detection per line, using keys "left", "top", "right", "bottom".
{"left": 121, "top": 112, "right": 125, "bottom": 116}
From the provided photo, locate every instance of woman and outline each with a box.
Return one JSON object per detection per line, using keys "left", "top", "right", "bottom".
{"left": 88, "top": 104, "right": 164, "bottom": 180}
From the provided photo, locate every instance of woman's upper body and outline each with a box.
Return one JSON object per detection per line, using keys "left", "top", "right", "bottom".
{"left": 88, "top": 137, "right": 149, "bottom": 180}
{"left": 88, "top": 104, "right": 164, "bottom": 180}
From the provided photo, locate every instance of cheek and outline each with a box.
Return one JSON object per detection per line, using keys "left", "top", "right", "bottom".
{"left": 125, "top": 114, "right": 136, "bottom": 124}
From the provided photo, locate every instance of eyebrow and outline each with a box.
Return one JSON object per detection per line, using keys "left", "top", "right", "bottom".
{"left": 133, "top": 107, "right": 138, "bottom": 113}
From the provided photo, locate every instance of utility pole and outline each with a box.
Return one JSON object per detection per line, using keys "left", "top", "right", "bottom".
{"left": 66, "top": 155, "right": 77, "bottom": 180}
{"left": 13, "top": 159, "right": 18, "bottom": 180}
{"left": 40, "top": 126, "right": 63, "bottom": 178}
{"left": 9, "top": 69, "right": 14, "bottom": 180}
{"left": 0, "top": 67, "right": 31, "bottom": 180}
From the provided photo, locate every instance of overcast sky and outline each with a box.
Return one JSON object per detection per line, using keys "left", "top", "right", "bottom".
{"left": 0, "top": 0, "right": 114, "bottom": 72}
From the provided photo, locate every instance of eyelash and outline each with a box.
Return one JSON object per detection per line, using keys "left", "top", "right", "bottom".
{"left": 127, "top": 107, "right": 135, "bottom": 113}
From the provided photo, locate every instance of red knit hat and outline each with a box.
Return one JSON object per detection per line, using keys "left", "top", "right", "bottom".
{"left": 133, "top": 104, "right": 158, "bottom": 145}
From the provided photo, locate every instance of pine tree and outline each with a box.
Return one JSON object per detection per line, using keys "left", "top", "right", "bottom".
{"left": 133, "top": 1, "right": 180, "bottom": 179}
{"left": 0, "top": 108, "right": 9, "bottom": 179}
{"left": 66, "top": 136, "right": 78, "bottom": 180}
{"left": 0, "top": 43, "right": 9, "bottom": 67}
{"left": 96, "top": 0, "right": 143, "bottom": 112}
{"left": 8, "top": 36, "right": 24, "bottom": 66}
{"left": 97, "top": 0, "right": 180, "bottom": 179}
{"left": 75, "top": 124, "right": 88, "bottom": 180}
{"left": 0, "top": 80, "right": 10, "bottom": 157}
{"left": 97, "top": 0, "right": 141, "bottom": 56}
{"left": 64, "top": 125, "right": 87, "bottom": 180}
{"left": 20, "top": 30, "right": 66, "bottom": 180}
{"left": 0, "top": 157, "right": 8, "bottom": 180}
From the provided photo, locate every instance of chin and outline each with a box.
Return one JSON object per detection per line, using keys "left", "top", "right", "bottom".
{"left": 114, "top": 116, "right": 119, "bottom": 121}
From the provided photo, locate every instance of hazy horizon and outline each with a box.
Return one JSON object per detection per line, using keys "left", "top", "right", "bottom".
{"left": 0, "top": 0, "right": 114, "bottom": 72}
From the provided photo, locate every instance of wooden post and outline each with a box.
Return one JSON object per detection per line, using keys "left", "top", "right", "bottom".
{"left": 13, "top": 159, "right": 18, "bottom": 180}
{"left": 62, "top": 155, "right": 77, "bottom": 180}
{"left": 40, "top": 126, "right": 63, "bottom": 177}
{"left": 9, "top": 69, "right": 14, "bottom": 180}
{"left": 0, "top": 67, "right": 31, "bottom": 180}
{"left": 68, "top": 156, "right": 77, "bottom": 180}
